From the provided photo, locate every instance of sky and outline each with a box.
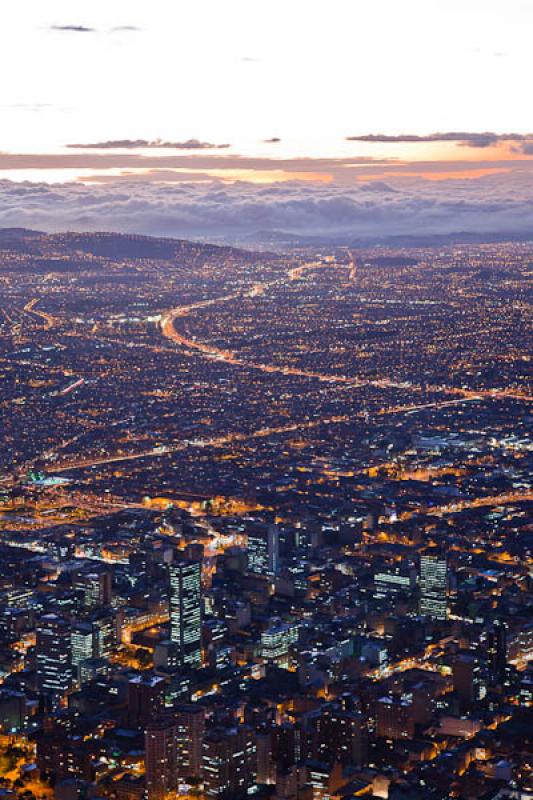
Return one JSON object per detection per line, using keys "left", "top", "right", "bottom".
{"left": 1, "top": 0, "right": 533, "bottom": 243}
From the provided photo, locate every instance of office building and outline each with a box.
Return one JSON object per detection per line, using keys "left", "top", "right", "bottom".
{"left": 202, "top": 725, "right": 256, "bottom": 799}
{"left": 36, "top": 614, "right": 72, "bottom": 702}
{"left": 261, "top": 621, "right": 299, "bottom": 669}
{"left": 145, "top": 717, "right": 177, "bottom": 800}
{"left": 74, "top": 570, "right": 112, "bottom": 609}
{"left": 169, "top": 559, "right": 202, "bottom": 668}
{"left": 247, "top": 522, "right": 279, "bottom": 576}
{"left": 487, "top": 620, "right": 508, "bottom": 687}
{"left": 70, "top": 623, "right": 95, "bottom": 684}
{"left": 419, "top": 553, "right": 448, "bottom": 619}
{"left": 453, "top": 653, "right": 487, "bottom": 707}
{"left": 128, "top": 675, "right": 166, "bottom": 727}
{"left": 90, "top": 610, "right": 117, "bottom": 659}
{"left": 175, "top": 704, "right": 205, "bottom": 781}
{"left": 374, "top": 566, "right": 416, "bottom": 597}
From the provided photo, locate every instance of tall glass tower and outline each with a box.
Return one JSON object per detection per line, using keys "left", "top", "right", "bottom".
{"left": 247, "top": 523, "right": 279, "bottom": 576}
{"left": 419, "top": 554, "right": 448, "bottom": 619}
{"left": 36, "top": 614, "right": 72, "bottom": 703}
{"left": 169, "top": 559, "right": 202, "bottom": 668}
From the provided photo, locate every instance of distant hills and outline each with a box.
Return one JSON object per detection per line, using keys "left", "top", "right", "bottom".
{"left": 0, "top": 228, "right": 267, "bottom": 271}
{"left": 245, "top": 228, "right": 533, "bottom": 249}
{"left": 1, "top": 227, "right": 531, "bottom": 264}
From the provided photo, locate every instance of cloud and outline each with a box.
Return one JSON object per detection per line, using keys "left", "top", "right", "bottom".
{"left": 347, "top": 132, "right": 533, "bottom": 149}
{"left": 110, "top": 26, "right": 140, "bottom": 32}
{"left": 66, "top": 138, "right": 231, "bottom": 150}
{"left": 1, "top": 171, "right": 532, "bottom": 245}
{"left": 264, "top": 138, "right": 282, "bottom": 144}
{"left": 50, "top": 25, "right": 96, "bottom": 33}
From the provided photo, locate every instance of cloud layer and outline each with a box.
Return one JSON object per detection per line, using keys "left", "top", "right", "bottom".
{"left": 1, "top": 171, "right": 532, "bottom": 245}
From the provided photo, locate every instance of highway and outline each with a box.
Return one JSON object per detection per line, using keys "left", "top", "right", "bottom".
{"left": 46, "top": 415, "right": 351, "bottom": 473}
{"left": 159, "top": 261, "right": 373, "bottom": 386}
{"left": 20, "top": 256, "right": 531, "bottom": 479}
{"left": 402, "top": 489, "right": 533, "bottom": 519}
{"left": 23, "top": 298, "right": 57, "bottom": 330}
{"left": 160, "top": 262, "right": 531, "bottom": 403}
{"left": 43, "top": 392, "right": 531, "bottom": 481}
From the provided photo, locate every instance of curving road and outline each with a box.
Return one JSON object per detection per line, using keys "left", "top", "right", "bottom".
{"left": 159, "top": 261, "right": 370, "bottom": 386}
{"left": 23, "top": 298, "right": 57, "bottom": 330}
{"left": 159, "top": 262, "right": 531, "bottom": 403}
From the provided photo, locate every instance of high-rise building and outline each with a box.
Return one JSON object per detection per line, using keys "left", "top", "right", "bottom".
{"left": 70, "top": 623, "right": 95, "bottom": 684}
{"left": 144, "top": 716, "right": 177, "bottom": 800}
{"left": 453, "top": 652, "right": 487, "bottom": 706}
{"left": 36, "top": 614, "right": 71, "bottom": 702}
{"left": 175, "top": 704, "right": 205, "bottom": 781}
{"left": 70, "top": 612, "right": 117, "bottom": 685}
{"left": 374, "top": 566, "right": 416, "bottom": 597}
{"left": 273, "top": 722, "right": 303, "bottom": 768}
{"left": 90, "top": 610, "right": 117, "bottom": 659}
{"left": 202, "top": 725, "right": 256, "bottom": 799}
{"left": 419, "top": 554, "right": 448, "bottom": 619}
{"left": 74, "top": 570, "right": 112, "bottom": 609}
{"left": 375, "top": 696, "right": 415, "bottom": 740}
{"left": 260, "top": 621, "right": 299, "bottom": 669}
{"left": 256, "top": 728, "right": 275, "bottom": 785}
{"left": 247, "top": 523, "right": 279, "bottom": 576}
{"left": 169, "top": 559, "right": 202, "bottom": 668}
{"left": 128, "top": 675, "right": 166, "bottom": 727}
{"left": 322, "top": 707, "right": 367, "bottom": 767}
{"left": 0, "top": 691, "right": 28, "bottom": 733}
{"left": 487, "top": 620, "right": 508, "bottom": 687}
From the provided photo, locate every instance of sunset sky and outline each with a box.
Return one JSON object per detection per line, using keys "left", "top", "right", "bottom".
{"left": 1, "top": 0, "right": 533, "bottom": 242}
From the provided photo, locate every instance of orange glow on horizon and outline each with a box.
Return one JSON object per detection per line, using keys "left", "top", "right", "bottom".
{"left": 358, "top": 167, "right": 513, "bottom": 182}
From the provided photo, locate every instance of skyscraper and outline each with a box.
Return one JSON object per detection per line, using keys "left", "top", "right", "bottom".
{"left": 169, "top": 558, "right": 202, "bottom": 668}
{"left": 419, "top": 554, "right": 448, "bottom": 619}
{"left": 260, "top": 620, "right": 299, "bottom": 669}
{"left": 202, "top": 725, "right": 256, "bottom": 799}
{"left": 175, "top": 704, "right": 205, "bottom": 781}
{"left": 487, "top": 620, "right": 508, "bottom": 687}
{"left": 74, "top": 570, "right": 112, "bottom": 609}
{"left": 145, "top": 716, "right": 177, "bottom": 800}
{"left": 453, "top": 652, "right": 487, "bottom": 706}
{"left": 128, "top": 675, "right": 166, "bottom": 727}
{"left": 70, "top": 623, "right": 94, "bottom": 684}
{"left": 36, "top": 614, "right": 71, "bottom": 702}
{"left": 247, "top": 522, "right": 279, "bottom": 576}
{"left": 90, "top": 609, "right": 117, "bottom": 659}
